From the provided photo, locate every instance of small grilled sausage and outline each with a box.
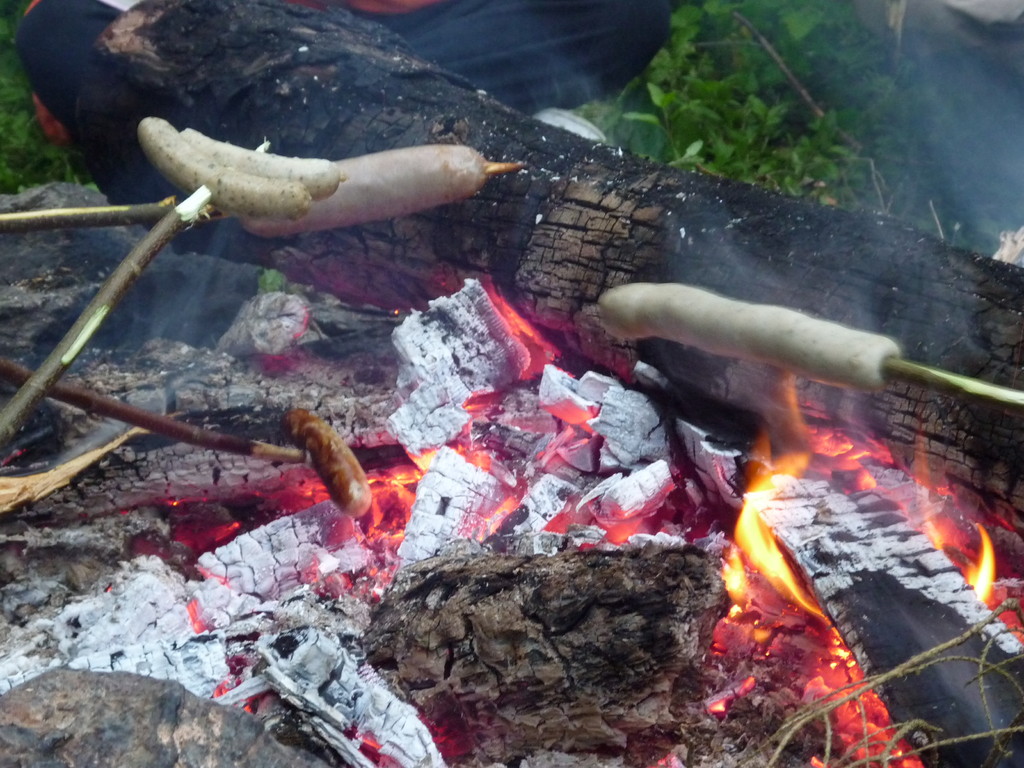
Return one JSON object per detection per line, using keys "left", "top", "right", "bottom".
{"left": 282, "top": 409, "right": 372, "bottom": 517}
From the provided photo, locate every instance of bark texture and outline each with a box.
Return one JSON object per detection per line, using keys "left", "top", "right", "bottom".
{"left": 0, "top": 669, "right": 332, "bottom": 768}
{"left": 76, "top": 0, "right": 1024, "bottom": 531}
{"left": 363, "top": 545, "right": 728, "bottom": 763}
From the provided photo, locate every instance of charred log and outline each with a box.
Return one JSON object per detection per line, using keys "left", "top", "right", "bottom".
{"left": 363, "top": 544, "right": 728, "bottom": 764}
{"left": 761, "top": 475, "right": 1024, "bottom": 768}
{"left": 72, "top": 0, "right": 1024, "bottom": 536}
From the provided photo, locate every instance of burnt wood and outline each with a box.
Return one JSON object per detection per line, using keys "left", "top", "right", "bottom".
{"left": 363, "top": 544, "right": 729, "bottom": 765}
{"left": 761, "top": 476, "right": 1024, "bottom": 768}
{"left": 73, "top": 0, "right": 1024, "bottom": 537}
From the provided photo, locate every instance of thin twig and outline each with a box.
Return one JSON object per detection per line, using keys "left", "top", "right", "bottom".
{"left": 0, "top": 198, "right": 186, "bottom": 233}
{"left": 755, "top": 599, "right": 1024, "bottom": 766}
{"left": 929, "top": 199, "right": 946, "bottom": 241}
{"left": 731, "top": 11, "right": 862, "bottom": 152}
{"left": 0, "top": 357, "right": 305, "bottom": 465}
{"left": 0, "top": 207, "right": 190, "bottom": 448}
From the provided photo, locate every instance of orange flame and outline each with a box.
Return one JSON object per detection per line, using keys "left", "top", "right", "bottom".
{"left": 732, "top": 389, "right": 823, "bottom": 618}
{"left": 967, "top": 524, "right": 996, "bottom": 604}
{"left": 734, "top": 469, "right": 824, "bottom": 618}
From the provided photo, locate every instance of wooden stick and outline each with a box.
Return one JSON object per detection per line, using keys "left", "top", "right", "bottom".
{"left": 0, "top": 200, "right": 197, "bottom": 448}
{"left": 0, "top": 198, "right": 185, "bottom": 233}
{"left": 0, "top": 357, "right": 305, "bottom": 464}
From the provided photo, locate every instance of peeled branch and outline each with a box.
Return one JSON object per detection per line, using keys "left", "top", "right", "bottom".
{"left": 242, "top": 145, "right": 524, "bottom": 237}
{"left": 598, "top": 282, "right": 901, "bottom": 390}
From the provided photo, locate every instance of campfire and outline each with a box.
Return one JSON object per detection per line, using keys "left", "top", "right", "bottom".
{"left": 4, "top": 1, "right": 1024, "bottom": 762}
{"left": 2, "top": 251, "right": 1022, "bottom": 768}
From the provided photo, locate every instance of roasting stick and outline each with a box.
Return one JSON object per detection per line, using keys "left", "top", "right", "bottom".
{"left": 0, "top": 357, "right": 303, "bottom": 464}
{"left": 0, "top": 187, "right": 213, "bottom": 450}
{"left": 0, "top": 198, "right": 187, "bottom": 233}
{"left": 0, "top": 358, "right": 372, "bottom": 516}
{"left": 598, "top": 282, "right": 1024, "bottom": 414}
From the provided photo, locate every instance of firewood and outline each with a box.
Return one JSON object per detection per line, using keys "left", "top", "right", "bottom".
{"left": 0, "top": 670, "right": 333, "bottom": 768}
{"left": 75, "top": 0, "right": 1024, "bottom": 534}
{"left": 363, "top": 545, "right": 728, "bottom": 762}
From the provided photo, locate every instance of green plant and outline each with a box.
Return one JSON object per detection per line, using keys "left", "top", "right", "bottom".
{"left": 0, "top": 0, "right": 91, "bottom": 193}
{"left": 587, "top": 0, "right": 920, "bottom": 213}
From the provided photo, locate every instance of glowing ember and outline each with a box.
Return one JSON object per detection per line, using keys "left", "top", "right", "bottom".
{"left": 483, "top": 284, "right": 559, "bottom": 378}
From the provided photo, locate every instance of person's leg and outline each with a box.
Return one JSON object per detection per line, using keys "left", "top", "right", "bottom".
{"left": 16, "top": 0, "right": 120, "bottom": 139}
{"left": 353, "top": 0, "right": 671, "bottom": 112}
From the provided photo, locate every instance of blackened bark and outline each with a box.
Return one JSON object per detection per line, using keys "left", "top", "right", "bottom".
{"left": 76, "top": 0, "right": 1024, "bottom": 531}
{"left": 363, "top": 545, "right": 728, "bottom": 764}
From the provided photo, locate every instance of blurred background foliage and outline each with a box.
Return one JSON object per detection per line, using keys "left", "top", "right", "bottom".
{"left": 0, "top": 0, "right": 1000, "bottom": 251}
{"left": 0, "top": 0, "right": 91, "bottom": 193}
{"left": 586, "top": 0, "right": 944, "bottom": 235}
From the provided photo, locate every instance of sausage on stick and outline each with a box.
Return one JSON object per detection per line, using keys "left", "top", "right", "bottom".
{"left": 242, "top": 145, "right": 524, "bottom": 237}
{"left": 598, "top": 282, "right": 1024, "bottom": 414}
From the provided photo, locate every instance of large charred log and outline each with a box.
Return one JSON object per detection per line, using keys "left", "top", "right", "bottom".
{"left": 363, "top": 545, "right": 729, "bottom": 765}
{"left": 73, "top": 0, "right": 1024, "bottom": 536}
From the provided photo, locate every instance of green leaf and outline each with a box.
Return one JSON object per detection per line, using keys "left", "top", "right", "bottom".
{"left": 622, "top": 112, "right": 664, "bottom": 128}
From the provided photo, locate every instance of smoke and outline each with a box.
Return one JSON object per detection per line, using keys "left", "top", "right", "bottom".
{"left": 853, "top": 0, "right": 1024, "bottom": 249}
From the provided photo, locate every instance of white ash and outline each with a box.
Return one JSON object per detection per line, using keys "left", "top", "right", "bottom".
{"left": 674, "top": 418, "right": 744, "bottom": 509}
{"left": 392, "top": 278, "right": 529, "bottom": 395}
{"left": 47, "top": 556, "right": 194, "bottom": 658}
{"left": 538, "top": 365, "right": 600, "bottom": 425}
{"left": 397, "top": 447, "right": 510, "bottom": 564}
{"left": 0, "top": 634, "right": 229, "bottom": 698}
{"left": 625, "top": 530, "right": 692, "bottom": 550}
{"left": 216, "top": 291, "right": 310, "bottom": 357}
{"left": 0, "top": 556, "right": 234, "bottom": 698}
{"left": 590, "top": 385, "right": 670, "bottom": 471}
{"left": 488, "top": 385, "right": 560, "bottom": 438}
{"left": 259, "top": 627, "right": 446, "bottom": 768}
{"left": 386, "top": 373, "right": 472, "bottom": 456}
{"left": 191, "top": 500, "right": 370, "bottom": 629}
{"left": 388, "top": 279, "right": 530, "bottom": 453}
{"left": 578, "top": 460, "right": 674, "bottom": 524}
{"left": 506, "top": 473, "right": 580, "bottom": 535}
{"left": 760, "top": 475, "right": 1023, "bottom": 656}
{"left": 539, "top": 424, "right": 601, "bottom": 474}
{"left": 631, "top": 360, "right": 673, "bottom": 392}
{"left": 504, "top": 525, "right": 613, "bottom": 556}
{"left": 537, "top": 364, "right": 670, "bottom": 473}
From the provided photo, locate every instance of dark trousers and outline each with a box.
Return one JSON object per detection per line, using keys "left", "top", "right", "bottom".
{"left": 17, "top": 0, "right": 671, "bottom": 138}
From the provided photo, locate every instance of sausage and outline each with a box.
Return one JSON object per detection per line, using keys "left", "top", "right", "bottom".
{"left": 598, "top": 282, "right": 902, "bottom": 390}
{"left": 242, "top": 145, "right": 523, "bottom": 236}
{"left": 281, "top": 409, "right": 372, "bottom": 517}
{"left": 179, "top": 127, "right": 342, "bottom": 199}
{"left": 138, "top": 117, "right": 312, "bottom": 219}
{"left": 205, "top": 168, "right": 312, "bottom": 220}
{"left": 138, "top": 116, "right": 220, "bottom": 192}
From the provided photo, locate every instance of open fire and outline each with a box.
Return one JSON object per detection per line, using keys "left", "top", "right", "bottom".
{"left": 2, "top": 278, "right": 1022, "bottom": 768}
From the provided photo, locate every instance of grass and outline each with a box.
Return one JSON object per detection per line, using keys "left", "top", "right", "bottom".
{"left": 0, "top": 0, "right": 91, "bottom": 194}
